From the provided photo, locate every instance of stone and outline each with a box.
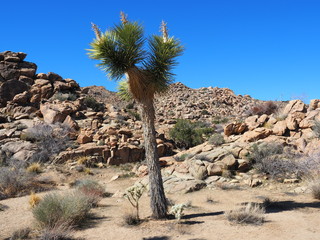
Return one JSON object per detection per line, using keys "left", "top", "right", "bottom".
{"left": 63, "top": 115, "right": 79, "bottom": 130}
{"left": 12, "top": 91, "right": 29, "bottom": 105}
{"left": 237, "top": 159, "right": 251, "bottom": 172}
{"left": 40, "top": 104, "right": 68, "bottom": 124}
{"left": 283, "top": 100, "right": 307, "bottom": 115}
{"left": 245, "top": 115, "right": 260, "bottom": 130}
{"left": 207, "top": 163, "right": 223, "bottom": 176}
{"left": 273, "top": 120, "right": 287, "bottom": 136}
{"left": 0, "top": 80, "right": 29, "bottom": 106}
{"left": 309, "top": 99, "right": 320, "bottom": 111}
{"left": 77, "top": 134, "right": 93, "bottom": 144}
{"left": 258, "top": 114, "right": 269, "bottom": 124}
{"left": 224, "top": 122, "right": 248, "bottom": 136}
{"left": 188, "top": 162, "right": 208, "bottom": 180}
{"left": 242, "top": 128, "right": 273, "bottom": 142}
{"left": 221, "top": 154, "right": 237, "bottom": 170}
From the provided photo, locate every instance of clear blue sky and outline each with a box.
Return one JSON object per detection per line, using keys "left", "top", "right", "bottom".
{"left": 1, "top": 0, "right": 319, "bottom": 102}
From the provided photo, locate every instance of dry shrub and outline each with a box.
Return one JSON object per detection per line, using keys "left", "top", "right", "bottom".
{"left": 26, "top": 163, "right": 42, "bottom": 174}
{"left": 250, "top": 101, "right": 278, "bottom": 116}
{"left": 0, "top": 164, "right": 32, "bottom": 199}
{"left": 29, "top": 192, "right": 42, "bottom": 208}
{"left": 39, "top": 224, "right": 73, "bottom": 240}
{"left": 9, "top": 228, "right": 31, "bottom": 239}
{"left": 123, "top": 212, "right": 141, "bottom": 226}
{"left": 33, "top": 191, "right": 92, "bottom": 229}
{"left": 74, "top": 179, "right": 105, "bottom": 206}
{"left": 226, "top": 203, "right": 265, "bottom": 225}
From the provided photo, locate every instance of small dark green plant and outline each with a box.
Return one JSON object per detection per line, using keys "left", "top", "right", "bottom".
{"left": 33, "top": 191, "right": 92, "bottom": 228}
{"left": 201, "top": 110, "right": 210, "bottom": 115}
{"left": 208, "top": 133, "right": 225, "bottom": 146}
{"left": 169, "top": 119, "right": 214, "bottom": 149}
{"left": 83, "top": 96, "right": 105, "bottom": 112}
{"left": 212, "top": 116, "right": 229, "bottom": 124}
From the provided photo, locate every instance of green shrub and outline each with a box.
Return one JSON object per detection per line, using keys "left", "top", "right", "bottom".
{"left": 33, "top": 191, "right": 92, "bottom": 228}
{"left": 127, "top": 109, "right": 141, "bottom": 121}
{"left": 83, "top": 96, "right": 105, "bottom": 112}
{"left": 212, "top": 116, "right": 229, "bottom": 124}
{"left": 208, "top": 133, "right": 225, "bottom": 146}
{"left": 169, "top": 119, "right": 214, "bottom": 149}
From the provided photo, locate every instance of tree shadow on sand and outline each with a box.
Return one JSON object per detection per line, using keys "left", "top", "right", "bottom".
{"left": 142, "top": 237, "right": 170, "bottom": 240}
{"left": 265, "top": 200, "right": 320, "bottom": 213}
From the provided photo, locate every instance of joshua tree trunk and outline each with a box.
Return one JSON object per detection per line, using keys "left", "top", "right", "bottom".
{"left": 139, "top": 97, "right": 167, "bottom": 219}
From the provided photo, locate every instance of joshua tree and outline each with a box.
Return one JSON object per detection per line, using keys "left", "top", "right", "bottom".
{"left": 88, "top": 12, "right": 183, "bottom": 219}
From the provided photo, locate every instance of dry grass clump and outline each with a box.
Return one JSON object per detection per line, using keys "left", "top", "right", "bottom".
{"left": 29, "top": 192, "right": 42, "bottom": 208}
{"left": 225, "top": 203, "right": 265, "bottom": 225}
{"left": 250, "top": 101, "right": 278, "bottom": 116}
{"left": 26, "top": 163, "right": 42, "bottom": 174}
{"left": 32, "top": 191, "right": 92, "bottom": 229}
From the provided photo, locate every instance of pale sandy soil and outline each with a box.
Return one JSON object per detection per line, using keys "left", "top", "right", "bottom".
{"left": 1, "top": 168, "right": 320, "bottom": 240}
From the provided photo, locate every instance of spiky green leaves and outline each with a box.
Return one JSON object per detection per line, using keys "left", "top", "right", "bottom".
{"left": 117, "top": 79, "right": 132, "bottom": 101}
{"left": 88, "top": 22, "right": 145, "bottom": 80}
{"left": 144, "top": 35, "right": 184, "bottom": 93}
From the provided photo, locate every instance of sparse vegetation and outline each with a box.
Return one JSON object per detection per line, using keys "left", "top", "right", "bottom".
{"left": 226, "top": 203, "right": 265, "bottom": 225}
{"left": 29, "top": 192, "right": 41, "bottom": 208}
{"left": 208, "top": 133, "right": 225, "bottom": 146}
{"left": 123, "top": 212, "right": 141, "bottom": 226}
{"left": 124, "top": 183, "right": 146, "bottom": 220}
{"left": 0, "top": 164, "right": 32, "bottom": 199}
{"left": 169, "top": 203, "right": 188, "bottom": 220}
{"left": 83, "top": 96, "right": 105, "bottom": 112}
{"left": 32, "top": 191, "right": 92, "bottom": 229}
{"left": 39, "top": 224, "right": 73, "bottom": 240}
{"left": 249, "top": 101, "right": 278, "bottom": 116}
{"left": 169, "top": 119, "right": 214, "bottom": 149}
{"left": 212, "top": 116, "right": 229, "bottom": 124}
{"left": 26, "top": 163, "right": 42, "bottom": 174}
{"left": 9, "top": 227, "right": 32, "bottom": 240}
{"left": 21, "top": 123, "right": 70, "bottom": 163}
{"left": 74, "top": 179, "right": 105, "bottom": 206}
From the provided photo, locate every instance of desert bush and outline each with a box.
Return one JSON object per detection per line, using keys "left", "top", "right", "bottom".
{"left": 126, "top": 109, "right": 141, "bottom": 121}
{"left": 51, "top": 92, "right": 77, "bottom": 102}
{"left": 124, "top": 183, "right": 146, "bottom": 220}
{"left": 33, "top": 191, "right": 92, "bottom": 228}
{"left": 225, "top": 203, "right": 265, "bottom": 225}
{"left": 39, "top": 224, "right": 73, "bottom": 240}
{"left": 83, "top": 96, "right": 105, "bottom": 112}
{"left": 212, "top": 116, "right": 229, "bottom": 124}
{"left": 9, "top": 227, "right": 31, "bottom": 240}
{"left": 174, "top": 153, "right": 193, "bottom": 162}
{"left": 249, "top": 143, "right": 301, "bottom": 178}
{"left": 0, "top": 164, "right": 32, "bottom": 199}
{"left": 311, "top": 180, "right": 320, "bottom": 200}
{"left": 208, "top": 133, "right": 225, "bottom": 146}
{"left": 297, "top": 152, "right": 320, "bottom": 179}
{"left": 169, "top": 119, "right": 214, "bottom": 149}
{"left": 74, "top": 179, "right": 105, "bottom": 206}
{"left": 123, "top": 212, "right": 141, "bottom": 226}
{"left": 311, "top": 120, "right": 320, "bottom": 138}
{"left": 22, "top": 123, "right": 70, "bottom": 163}
{"left": 249, "top": 101, "right": 278, "bottom": 116}
{"left": 169, "top": 203, "right": 188, "bottom": 220}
